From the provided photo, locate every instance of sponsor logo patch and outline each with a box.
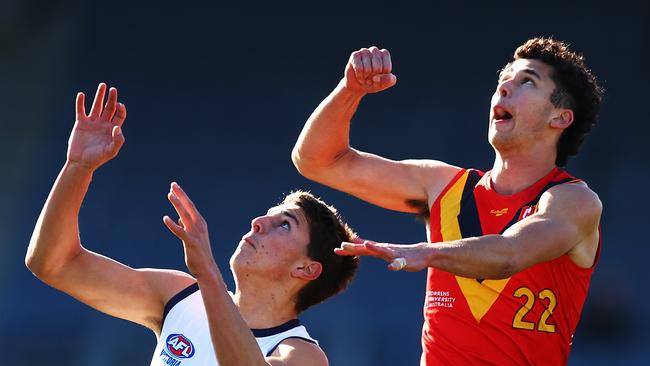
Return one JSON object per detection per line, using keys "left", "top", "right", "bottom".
{"left": 519, "top": 204, "right": 539, "bottom": 220}
{"left": 158, "top": 333, "right": 196, "bottom": 365}
{"left": 490, "top": 208, "right": 509, "bottom": 217}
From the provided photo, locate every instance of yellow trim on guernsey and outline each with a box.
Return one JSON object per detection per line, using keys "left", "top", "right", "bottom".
{"left": 438, "top": 170, "right": 510, "bottom": 323}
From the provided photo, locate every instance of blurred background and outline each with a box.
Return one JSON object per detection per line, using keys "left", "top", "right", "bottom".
{"left": 2, "top": 3, "right": 649, "bottom": 365}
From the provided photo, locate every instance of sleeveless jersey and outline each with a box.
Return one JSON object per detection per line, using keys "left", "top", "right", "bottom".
{"left": 421, "top": 167, "right": 600, "bottom": 365}
{"left": 150, "top": 283, "right": 317, "bottom": 366}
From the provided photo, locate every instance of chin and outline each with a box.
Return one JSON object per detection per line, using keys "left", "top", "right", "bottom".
{"left": 229, "top": 250, "right": 247, "bottom": 269}
{"left": 489, "top": 132, "right": 517, "bottom": 152}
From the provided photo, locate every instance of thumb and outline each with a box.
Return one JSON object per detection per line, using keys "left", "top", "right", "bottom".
{"left": 372, "top": 73, "right": 397, "bottom": 89}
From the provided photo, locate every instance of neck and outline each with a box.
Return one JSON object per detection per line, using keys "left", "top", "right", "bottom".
{"left": 491, "top": 147, "right": 557, "bottom": 195}
{"left": 232, "top": 276, "right": 300, "bottom": 329}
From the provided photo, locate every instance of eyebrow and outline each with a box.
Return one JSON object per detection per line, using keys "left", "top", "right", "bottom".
{"left": 268, "top": 207, "right": 301, "bottom": 227}
{"left": 499, "top": 67, "right": 542, "bottom": 81}
{"left": 282, "top": 210, "right": 301, "bottom": 227}
{"left": 522, "top": 68, "right": 542, "bottom": 80}
{"left": 498, "top": 66, "right": 512, "bottom": 80}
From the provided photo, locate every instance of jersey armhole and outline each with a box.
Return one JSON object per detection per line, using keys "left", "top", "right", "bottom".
{"left": 161, "top": 282, "right": 199, "bottom": 328}
{"left": 265, "top": 336, "right": 319, "bottom": 357}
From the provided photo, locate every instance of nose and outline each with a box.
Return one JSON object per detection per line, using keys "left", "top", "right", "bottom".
{"left": 251, "top": 215, "right": 269, "bottom": 233}
{"left": 497, "top": 79, "right": 511, "bottom": 98}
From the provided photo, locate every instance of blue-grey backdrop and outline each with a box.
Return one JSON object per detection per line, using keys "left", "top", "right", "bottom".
{"left": 2, "top": 4, "right": 648, "bottom": 365}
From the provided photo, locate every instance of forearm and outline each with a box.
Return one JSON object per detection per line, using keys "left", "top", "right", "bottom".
{"left": 428, "top": 235, "right": 518, "bottom": 279}
{"left": 292, "top": 81, "right": 365, "bottom": 171}
{"left": 25, "top": 161, "right": 94, "bottom": 278}
{"left": 196, "top": 270, "right": 269, "bottom": 366}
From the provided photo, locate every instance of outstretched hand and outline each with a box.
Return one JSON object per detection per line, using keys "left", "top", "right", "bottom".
{"left": 343, "top": 46, "right": 397, "bottom": 94}
{"left": 67, "top": 83, "right": 127, "bottom": 170}
{"left": 163, "top": 182, "right": 218, "bottom": 279}
{"left": 335, "top": 238, "right": 431, "bottom": 272}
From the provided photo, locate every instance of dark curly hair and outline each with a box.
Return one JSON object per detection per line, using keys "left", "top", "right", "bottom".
{"left": 282, "top": 191, "right": 359, "bottom": 313}
{"left": 510, "top": 37, "right": 604, "bottom": 166}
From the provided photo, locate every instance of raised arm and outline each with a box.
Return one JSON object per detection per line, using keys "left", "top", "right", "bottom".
{"left": 164, "top": 183, "right": 327, "bottom": 366}
{"left": 336, "top": 182, "right": 602, "bottom": 279}
{"left": 25, "top": 84, "right": 194, "bottom": 335}
{"left": 292, "top": 47, "right": 460, "bottom": 213}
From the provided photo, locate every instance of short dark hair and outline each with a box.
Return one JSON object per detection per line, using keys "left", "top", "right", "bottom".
{"left": 282, "top": 191, "right": 359, "bottom": 313}
{"left": 510, "top": 37, "right": 604, "bottom": 166}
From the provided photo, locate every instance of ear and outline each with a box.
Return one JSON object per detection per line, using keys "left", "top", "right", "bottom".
{"left": 549, "top": 109, "right": 574, "bottom": 130}
{"left": 291, "top": 261, "right": 322, "bottom": 281}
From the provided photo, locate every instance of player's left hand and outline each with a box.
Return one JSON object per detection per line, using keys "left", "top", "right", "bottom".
{"left": 335, "top": 238, "right": 431, "bottom": 272}
{"left": 163, "top": 182, "right": 218, "bottom": 279}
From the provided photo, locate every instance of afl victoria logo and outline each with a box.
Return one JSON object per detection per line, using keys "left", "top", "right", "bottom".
{"left": 165, "top": 334, "right": 196, "bottom": 359}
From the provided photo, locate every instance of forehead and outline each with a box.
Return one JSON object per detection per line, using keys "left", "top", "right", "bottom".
{"left": 500, "top": 59, "right": 554, "bottom": 80}
{"left": 267, "top": 203, "right": 309, "bottom": 228}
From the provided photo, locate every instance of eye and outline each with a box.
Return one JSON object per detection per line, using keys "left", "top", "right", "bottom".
{"left": 280, "top": 220, "right": 291, "bottom": 231}
{"left": 522, "top": 77, "right": 534, "bottom": 85}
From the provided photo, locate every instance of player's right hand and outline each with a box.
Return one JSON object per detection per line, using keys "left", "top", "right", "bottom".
{"left": 67, "top": 83, "right": 127, "bottom": 170}
{"left": 343, "top": 46, "right": 397, "bottom": 94}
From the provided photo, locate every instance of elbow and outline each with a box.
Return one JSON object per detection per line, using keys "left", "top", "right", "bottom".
{"left": 25, "top": 251, "right": 48, "bottom": 280}
{"left": 493, "top": 250, "right": 527, "bottom": 279}
{"left": 290, "top": 147, "right": 325, "bottom": 181}
{"left": 493, "top": 257, "right": 519, "bottom": 279}
{"left": 24, "top": 244, "right": 69, "bottom": 283}
{"left": 25, "top": 251, "right": 53, "bottom": 281}
{"left": 291, "top": 145, "right": 353, "bottom": 182}
{"left": 290, "top": 146, "right": 305, "bottom": 173}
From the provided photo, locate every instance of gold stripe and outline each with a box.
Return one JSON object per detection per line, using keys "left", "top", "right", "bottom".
{"left": 439, "top": 171, "right": 469, "bottom": 242}
{"left": 438, "top": 170, "right": 510, "bottom": 323}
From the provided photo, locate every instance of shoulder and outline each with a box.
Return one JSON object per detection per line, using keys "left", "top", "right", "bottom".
{"left": 141, "top": 269, "right": 196, "bottom": 301}
{"left": 537, "top": 181, "right": 602, "bottom": 243}
{"left": 401, "top": 160, "right": 464, "bottom": 204}
{"left": 541, "top": 181, "right": 602, "bottom": 219}
{"left": 267, "top": 338, "right": 328, "bottom": 366}
{"left": 139, "top": 269, "right": 196, "bottom": 333}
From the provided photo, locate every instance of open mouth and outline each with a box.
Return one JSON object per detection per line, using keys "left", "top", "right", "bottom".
{"left": 493, "top": 105, "right": 513, "bottom": 121}
{"left": 242, "top": 236, "right": 256, "bottom": 250}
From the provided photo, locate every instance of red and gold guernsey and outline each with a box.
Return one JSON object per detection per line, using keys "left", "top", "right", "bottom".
{"left": 422, "top": 167, "right": 600, "bottom": 365}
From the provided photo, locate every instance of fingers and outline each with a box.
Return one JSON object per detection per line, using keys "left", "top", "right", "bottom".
{"left": 112, "top": 102, "right": 127, "bottom": 126}
{"left": 163, "top": 215, "right": 186, "bottom": 240}
{"left": 168, "top": 188, "right": 194, "bottom": 229}
{"left": 76, "top": 92, "right": 87, "bottom": 120}
{"left": 352, "top": 236, "right": 366, "bottom": 244}
{"left": 77, "top": 83, "right": 126, "bottom": 124}
{"left": 370, "top": 47, "right": 383, "bottom": 74}
{"left": 102, "top": 87, "right": 118, "bottom": 121}
{"left": 170, "top": 182, "right": 202, "bottom": 221}
{"left": 380, "top": 48, "right": 392, "bottom": 74}
{"left": 89, "top": 83, "right": 107, "bottom": 118}
{"left": 361, "top": 50, "right": 372, "bottom": 80}
{"left": 348, "top": 47, "right": 395, "bottom": 91}
{"left": 350, "top": 52, "right": 364, "bottom": 82}
{"left": 334, "top": 242, "right": 374, "bottom": 256}
{"left": 363, "top": 242, "right": 396, "bottom": 262}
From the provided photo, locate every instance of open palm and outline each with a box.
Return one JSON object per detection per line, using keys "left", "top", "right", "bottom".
{"left": 67, "top": 83, "right": 127, "bottom": 170}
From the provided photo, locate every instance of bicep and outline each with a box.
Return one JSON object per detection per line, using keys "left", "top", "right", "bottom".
{"left": 45, "top": 247, "right": 195, "bottom": 333}
{"left": 503, "top": 184, "right": 602, "bottom": 271}
{"left": 266, "top": 339, "right": 328, "bottom": 366}
{"left": 311, "top": 148, "right": 460, "bottom": 213}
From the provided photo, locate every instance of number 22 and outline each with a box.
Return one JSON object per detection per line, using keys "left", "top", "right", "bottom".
{"left": 512, "top": 287, "right": 557, "bottom": 333}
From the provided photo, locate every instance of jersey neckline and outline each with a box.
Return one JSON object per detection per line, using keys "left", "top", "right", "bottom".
{"left": 251, "top": 319, "right": 302, "bottom": 337}
{"left": 162, "top": 282, "right": 302, "bottom": 337}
